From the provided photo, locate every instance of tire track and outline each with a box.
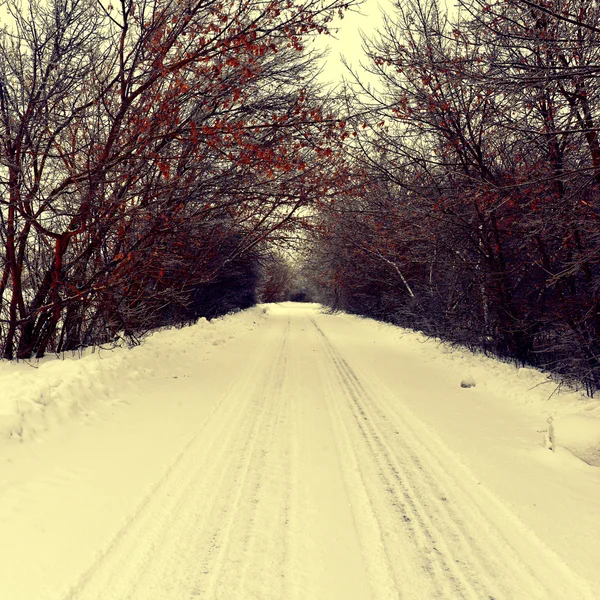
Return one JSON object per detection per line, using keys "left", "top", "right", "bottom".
{"left": 312, "top": 318, "right": 494, "bottom": 599}
{"left": 62, "top": 365, "right": 261, "bottom": 599}
{"left": 200, "top": 317, "right": 292, "bottom": 600}
{"left": 310, "top": 322, "right": 402, "bottom": 600}
{"left": 61, "top": 319, "right": 292, "bottom": 600}
{"left": 335, "top": 352, "right": 598, "bottom": 600}
{"left": 311, "top": 317, "right": 596, "bottom": 600}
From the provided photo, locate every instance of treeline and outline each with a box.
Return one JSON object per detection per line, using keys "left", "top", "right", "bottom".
{"left": 0, "top": 0, "right": 352, "bottom": 358}
{"left": 307, "top": 0, "right": 600, "bottom": 394}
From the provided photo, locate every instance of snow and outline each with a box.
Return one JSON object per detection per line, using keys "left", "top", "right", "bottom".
{"left": 1, "top": 302, "right": 599, "bottom": 599}
{"left": 306, "top": 309, "right": 600, "bottom": 592}
{"left": 549, "top": 415, "right": 600, "bottom": 466}
{"left": 0, "top": 307, "right": 269, "bottom": 441}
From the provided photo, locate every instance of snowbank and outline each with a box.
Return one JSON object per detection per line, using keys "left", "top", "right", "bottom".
{"left": 0, "top": 306, "right": 269, "bottom": 442}
{"left": 548, "top": 415, "right": 600, "bottom": 467}
{"left": 329, "top": 312, "right": 600, "bottom": 467}
{"left": 418, "top": 345, "right": 600, "bottom": 467}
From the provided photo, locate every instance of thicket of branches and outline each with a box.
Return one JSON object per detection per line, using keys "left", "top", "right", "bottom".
{"left": 0, "top": 0, "right": 354, "bottom": 358}
{"left": 307, "top": 0, "right": 600, "bottom": 394}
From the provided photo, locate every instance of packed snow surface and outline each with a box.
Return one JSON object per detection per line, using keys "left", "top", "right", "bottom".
{"left": 1, "top": 303, "right": 599, "bottom": 599}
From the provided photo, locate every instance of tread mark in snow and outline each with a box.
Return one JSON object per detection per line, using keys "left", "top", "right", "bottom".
{"left": 310, "top": 316, "right": 596, "bottom": 600}
{"left": 53, "top": 312, "right": 596, "bottom": 600}
{"left": 61, "top": 320, "right": 294, "bottom": 600}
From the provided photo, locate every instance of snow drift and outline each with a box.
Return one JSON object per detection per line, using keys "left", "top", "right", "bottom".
{"left": 0, "top": 307, "right": 269, "bottom": 441}
{"left": 548, "top": 415, "right": 600, "bottom": 466}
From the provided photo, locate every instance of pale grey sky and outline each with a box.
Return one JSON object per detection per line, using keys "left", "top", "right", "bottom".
{"left": 314, "top": 0, "right": 395, "bottom": 86}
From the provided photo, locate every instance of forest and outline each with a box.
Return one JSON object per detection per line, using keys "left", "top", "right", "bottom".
{"left": 2, "top": 0, "right": 600, "bottom": 395}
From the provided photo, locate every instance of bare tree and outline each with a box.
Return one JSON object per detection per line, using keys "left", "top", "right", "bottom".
{"left": 0, "top": 0, "right": 357, "bottom": 357}
{"left": 308, "top": 0, "right": 600, "bottom": 393}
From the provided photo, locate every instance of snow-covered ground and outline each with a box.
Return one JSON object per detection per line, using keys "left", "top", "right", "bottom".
{"left": 0, "top": 303, "right": 599, "bottom": 599}
{"left": 0, "top": 309, "right": 269, "bottom": 442}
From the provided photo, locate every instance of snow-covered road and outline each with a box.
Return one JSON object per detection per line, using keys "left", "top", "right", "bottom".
{"left": 1, "top": 304, "right": 599, "bottom": 599}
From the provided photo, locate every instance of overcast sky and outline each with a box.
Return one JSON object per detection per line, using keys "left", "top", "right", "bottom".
{"left": 314, "top": 0, "right": 395, "bottom": 87}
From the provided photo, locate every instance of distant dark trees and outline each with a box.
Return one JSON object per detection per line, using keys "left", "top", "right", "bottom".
{"left": 0, "top": 0, "right": 354, "bottom": 357}
{"left": 256, "top": 253, "right": 295, "bottom": 303}
{"left": 307, "top": 0, "right": 600, "bottom": 394}
{"left": 256, "top": 251, "right": 318, "bottom": 303}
